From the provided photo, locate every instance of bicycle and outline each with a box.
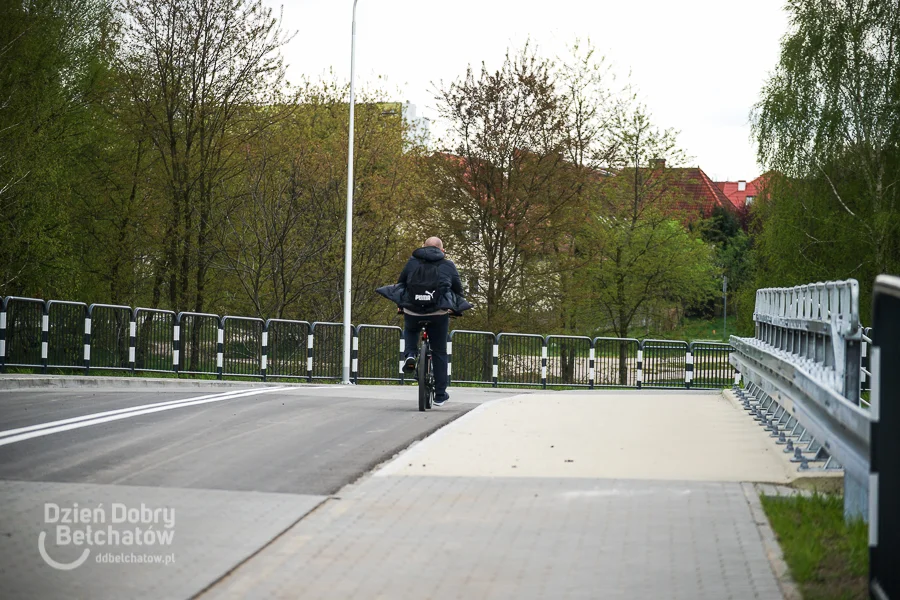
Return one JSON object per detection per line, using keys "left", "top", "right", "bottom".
{"left": 415, "top": 320, "right": 435, "bottom": 412}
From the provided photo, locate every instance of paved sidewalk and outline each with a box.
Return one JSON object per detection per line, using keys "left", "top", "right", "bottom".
{"left": 202, "top": 391, "right": 793, "bottom": 599}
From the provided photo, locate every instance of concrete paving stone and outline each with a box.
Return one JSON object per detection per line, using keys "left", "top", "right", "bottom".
{"left": 0, "top": 480, "right": 325, "bottom": 600}
{"left": 200, "top": 476, "right": 783, "bottom": 600}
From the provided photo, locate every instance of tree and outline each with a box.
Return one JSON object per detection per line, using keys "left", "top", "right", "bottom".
{"left": 212, "top": 82, "right": 424, "bottom": 322}
{"left": 752, "top": 0, "right": 900, "bottom": 322}
{"left": 0, "top": 0, "right": 117, "bottom": 297}
{"left": 119, "top": 0, "right": 289, "bottom": 312}
{"left": 426, "top": 42, "right": 605, "bottom": 332}
{"left": 573, "top": 107, "right": 718, "bottom": 381}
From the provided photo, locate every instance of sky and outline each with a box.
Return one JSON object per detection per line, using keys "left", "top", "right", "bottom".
{"left": 264, "top": 0, "right": 791, "bottom": 183}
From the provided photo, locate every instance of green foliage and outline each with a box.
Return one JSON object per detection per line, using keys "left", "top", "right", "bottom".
{"left": 570, "top": 107, "right": 719, "bottom": 338}
{"left": 213, "top": 83, "right": 424, "bottom": 322}
{"left": 0, "top": 18, "right": 738, "bottom": 336}
{"left": 0, "top": 0, "right": 117, "bottom": 298}
{"left": 761, "top": 493, "right": 868, "bottom": 600}
{"left": 752, "top": 0, "right": 900, "bottom": 322}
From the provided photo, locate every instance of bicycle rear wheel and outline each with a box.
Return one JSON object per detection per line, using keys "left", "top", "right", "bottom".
{"left": 418, "top": 338, "right": 430, "bottom": 411}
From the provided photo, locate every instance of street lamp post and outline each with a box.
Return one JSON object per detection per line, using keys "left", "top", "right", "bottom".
{"left": 342, "top": 0, "right": 360, "bottom": 384}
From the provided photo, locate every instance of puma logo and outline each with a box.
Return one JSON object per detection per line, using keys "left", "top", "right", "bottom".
{"left": 415, "top": 290, "right": 436, "bottom": 301}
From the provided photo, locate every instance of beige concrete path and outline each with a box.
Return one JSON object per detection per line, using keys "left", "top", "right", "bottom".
{"left": 200, "top": 389, "right": 795, "bottom": 599}
{"left": 378, "top": 389, "right": 799, "bottom": 483}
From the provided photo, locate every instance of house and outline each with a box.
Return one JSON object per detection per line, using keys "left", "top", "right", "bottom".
{"left": 714, "top": 174, "right": 769, "bottom": 225}
{"left": 612, "top": 159, "right": 740, "bottom": 223}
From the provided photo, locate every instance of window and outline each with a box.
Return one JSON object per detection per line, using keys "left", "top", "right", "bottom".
{"left": 745, "top": 196, "right": 755, "bottom": 206}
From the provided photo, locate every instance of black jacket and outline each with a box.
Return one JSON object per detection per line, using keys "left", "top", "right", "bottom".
{"left": 376, "top": 246, "right": 472, "bottom": 314}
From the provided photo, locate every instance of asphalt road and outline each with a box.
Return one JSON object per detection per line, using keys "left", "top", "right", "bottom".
{"left": 0, "top": 380, "right": 521, "bottom": 599}
{"left": 0, "top": 383, "right": 515, "bottom": 494}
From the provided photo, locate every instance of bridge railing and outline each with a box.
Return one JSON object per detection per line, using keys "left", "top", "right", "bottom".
{"left": 3, "top": 294, "right": 823, "bottom": 392}
{"left": 729, "top": 279, "right": 872, "bottom": 521}
{"left": 870, "top": 275, "right": 898, "bottom": 600}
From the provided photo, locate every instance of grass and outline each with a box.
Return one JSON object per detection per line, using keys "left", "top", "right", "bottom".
{"left": 761, "top": 493, "right": 868, "bottom": 600}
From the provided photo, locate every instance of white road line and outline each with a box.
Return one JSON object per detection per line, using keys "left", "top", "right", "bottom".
{"left": 0, "top": 387, "right": 279, "bottom": 439}
{"left": 0, "top": 387, "right": 286, "bottom": 447}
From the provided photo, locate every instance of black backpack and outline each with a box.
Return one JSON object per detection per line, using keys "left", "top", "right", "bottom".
{"left": 406, "top": 260, "right": 442, "bottom": 311}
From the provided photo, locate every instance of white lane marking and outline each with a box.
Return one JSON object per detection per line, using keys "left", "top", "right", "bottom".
{"left": 0, "top": 388, "right": 275, "bottom": 439}
{"left": 0, "top": 387, "right": 286, "bottom": 446}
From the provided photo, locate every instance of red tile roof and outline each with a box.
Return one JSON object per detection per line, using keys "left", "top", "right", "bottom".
{"left": 714, "top": 174, "right": 768, "bottom": 212}
{"left": 664, "top": 167, "right": 737, "bottom": 218}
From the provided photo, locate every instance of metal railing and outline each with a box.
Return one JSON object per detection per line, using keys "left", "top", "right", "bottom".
{"left": 869, "top": 275, "right": 898, "bottom": 600}
{"left": 264, "top": 319, "right": 310, "bottom": 380}
{"left": 729, "top": 279, "right": 872, "bottom": 520}
{"left": 448, "top": 330, "right": 495, "bottom": 386}
{"left": 0, "top": 295, "right": 763, "bottom": 390}
{"left": 355, "top": 324, "right": 402, "bottom": 384}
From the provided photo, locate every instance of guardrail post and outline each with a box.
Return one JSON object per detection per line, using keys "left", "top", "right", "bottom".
{"left": 216, "top": 318, "right": 224, "bottom": 380}
{"left": 636, "top": 343, "right": 643, "bottom": 389}
{"left": 261, "top": 323, "right": 268, "bottom": 382}
{"left": 41, "top": 301, "right": 49, "bottom": 374}
{"left": 588, "top": 340, "right": 595, "bottom": 390}
{"left": 685, "top": 346, "right": 693, "bottom": 389}
{"left": 306, "top": 326, "right": 314, "bottom": 383}
{"left": 870, "top": 275, "right": 899, "bottom": 600}
{"left": 129, "top": 310, "right": 136, "bottom": 373}
{"left": 0, "top": 297, "right": 7, "bottom": 373}
{"left": 351, "top": 326, "right": 359, "bottom": 384}
{"left": 173, "top": 314, "right": 181, "bottom": 376}
{"left": 492, "top": 337, "right": 499, "bottom": 388}
{"left": 83, "top": 306, "right": 92, "bottom": 375}
{"left": 541, "top": 337, "right": 547, "bottom": 390}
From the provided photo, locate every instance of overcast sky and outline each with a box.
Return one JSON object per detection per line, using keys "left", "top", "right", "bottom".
{"left": 266, "top": 0, "right": 790, "bottom": 182}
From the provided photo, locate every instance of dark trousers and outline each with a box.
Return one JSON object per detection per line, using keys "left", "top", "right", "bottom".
{"left": 404, "top": 313, "right": 449, "bottom": 397}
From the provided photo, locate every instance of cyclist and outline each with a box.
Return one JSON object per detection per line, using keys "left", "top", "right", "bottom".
{"left": 395, "top": 236, "right": 465, "bottom": 406}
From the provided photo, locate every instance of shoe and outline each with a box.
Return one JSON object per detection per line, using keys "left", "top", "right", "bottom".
{"left": 432, "top": 393, "right": 449, "bottom": 407}
{"left": 402, "top": 356, "right": 416, "bottom": 374}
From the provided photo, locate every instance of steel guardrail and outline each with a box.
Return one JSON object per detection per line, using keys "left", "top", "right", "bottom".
{"left": 729, "top": 278, "right": 872, "bottom": 520}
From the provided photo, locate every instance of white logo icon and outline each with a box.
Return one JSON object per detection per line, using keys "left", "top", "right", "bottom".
{"left": 415, "top": 290, "right": 435, "bottom": 301}
{"left": 39, "top": 531, "right": 91, "bottom": 570}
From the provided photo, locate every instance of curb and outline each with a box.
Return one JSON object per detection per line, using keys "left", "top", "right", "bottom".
{"left": 742, "top": 482, "right": 802, "bottom": 600}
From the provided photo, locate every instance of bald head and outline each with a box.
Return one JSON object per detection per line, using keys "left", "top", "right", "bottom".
{"left": 424, "top": 236, "right": 443, "bottom": 250}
